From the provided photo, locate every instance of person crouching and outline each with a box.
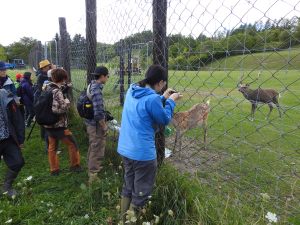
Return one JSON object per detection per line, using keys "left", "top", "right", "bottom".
{"left": 44, "top": 68, "right": 82, "bottom": 176}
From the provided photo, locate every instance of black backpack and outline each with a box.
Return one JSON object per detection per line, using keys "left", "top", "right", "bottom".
{"left": 34, "top": 87, "right": 60, "bottom": 125}
{"left": 77, "top": 84, "right": 94, "bottom": 119}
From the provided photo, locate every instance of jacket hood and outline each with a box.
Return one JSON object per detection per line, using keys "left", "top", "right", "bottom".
{"left": 130, "top": 83, "right": 156, "bottom": 99}
{"left": 4, "top": 77, "right": 14, "bottom": 86}
{"left": 0, "top": 89, "right": 13, "bottom": 109}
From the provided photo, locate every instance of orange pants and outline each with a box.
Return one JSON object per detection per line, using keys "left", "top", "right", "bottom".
{"left": 47, "top": 129, "right": 80, "bottom": 172}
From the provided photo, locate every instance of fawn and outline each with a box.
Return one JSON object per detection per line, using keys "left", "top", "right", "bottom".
{"left": 171, "top": 100, "right": 210, "bottom": 151}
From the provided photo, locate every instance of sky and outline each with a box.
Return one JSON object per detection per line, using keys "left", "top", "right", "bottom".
{"left": 1, "top": 0, "right": 299, "bottom": 46}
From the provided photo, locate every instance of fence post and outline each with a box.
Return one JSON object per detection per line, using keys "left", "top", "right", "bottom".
{"left": 119, "top": 41, "right": 125, "bottom": 106}
{"left": 153, "top": 0, "right": 168, "bottom": 166}
{"left": 86, "top": 0, "right": 97, "bottom": 84}
{"left": 127, "top": 43, "right": 132, "bottom": 89}
{"left": 59, "top": 17, "right": 72, "bottom": 100}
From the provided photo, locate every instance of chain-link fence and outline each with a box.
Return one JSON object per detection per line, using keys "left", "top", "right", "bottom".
{"left": 28, "top": 0, "right": 300, "bottom": 223}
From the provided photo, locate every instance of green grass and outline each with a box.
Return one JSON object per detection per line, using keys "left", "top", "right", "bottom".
{"left": 2, "top": 54, "right": 299, "bottom": 224}
{"left": 70, "top": 67, "right": 300, "bottom": 224}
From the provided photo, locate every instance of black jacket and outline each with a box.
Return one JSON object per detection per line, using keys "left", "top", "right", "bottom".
{"left": 0, "top": 89, "right": 25, "bottom": 145}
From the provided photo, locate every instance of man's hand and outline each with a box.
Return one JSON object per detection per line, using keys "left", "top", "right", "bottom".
{"left": 163, "top": 88, "right": 177, "bottom": 99}
{"left": 19, "top": 144, "right": 24, "bottom": 150}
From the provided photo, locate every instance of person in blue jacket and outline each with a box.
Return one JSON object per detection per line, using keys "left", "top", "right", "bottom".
{"left": 21, "top": 72, "right": 35, "bottom": 127}
{"left": 118, "top": 64, "right": 182, "bottom": 221}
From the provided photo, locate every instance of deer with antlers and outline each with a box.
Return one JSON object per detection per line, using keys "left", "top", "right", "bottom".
{"left": 171, "top": 100, "right": 210, "bottom": 151}
{"left": 238, "top": 73, "right": 281, "bottom": 121}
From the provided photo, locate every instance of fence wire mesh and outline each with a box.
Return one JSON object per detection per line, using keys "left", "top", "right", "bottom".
{"left": 29, "top": 0, "right": 300, "bottom": 223}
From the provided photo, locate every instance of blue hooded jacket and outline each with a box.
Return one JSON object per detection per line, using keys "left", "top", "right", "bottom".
{"left": 117, "top": 84, "right": 175, "bottom": 161}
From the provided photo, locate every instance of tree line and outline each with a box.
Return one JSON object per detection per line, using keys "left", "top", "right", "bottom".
{"left": 1, "top": 17, "right": 299, "bottom": 70}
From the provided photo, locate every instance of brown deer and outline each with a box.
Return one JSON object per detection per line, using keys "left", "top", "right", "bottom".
{"left": 238, "top": 83, "right": 281, "bottom": 121}
{"left": 171, "top": 100, "right": 210, "bottom": 151}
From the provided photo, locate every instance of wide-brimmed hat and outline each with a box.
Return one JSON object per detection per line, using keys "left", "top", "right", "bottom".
{"left": 0, "top": 61, "right": 7, "bottom": 70}
{"left": 39, "top": 59, "right": 51, "bottom": 69}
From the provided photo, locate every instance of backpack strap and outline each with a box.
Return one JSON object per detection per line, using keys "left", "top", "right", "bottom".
{"left": 86, "top": 84, "right": 92, "bottom": 100}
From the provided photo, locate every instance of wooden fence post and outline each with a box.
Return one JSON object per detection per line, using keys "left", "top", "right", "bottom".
{"left": 59, "top": 17, "right": 72, "bottom": 100}
{"left": 153, "top": 0, "right": 168, "bottom": 166}
{"left": 85, "top": 0, "right": 97, "bottom": 84}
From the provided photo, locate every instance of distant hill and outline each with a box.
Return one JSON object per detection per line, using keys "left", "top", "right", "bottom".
{"left": 204, "top": 48, "right": 300, "bottom": 71}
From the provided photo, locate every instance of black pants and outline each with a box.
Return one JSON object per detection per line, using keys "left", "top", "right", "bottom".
{"left": 24, "top": 104, "right": 35, "bottom": 126}
{"left": 121, "top": 156, "right": 157, "bottom": 207}
{"left": 0, "top": 137, "right": 25, "bottom": 172}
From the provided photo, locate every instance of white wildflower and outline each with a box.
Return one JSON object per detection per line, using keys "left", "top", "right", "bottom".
{"left": 116, "top": 205, "right": 120, "bottom": 211}
{"left": 168, "top": 209, "right": 174, "bottom": 217}
{"left": 142, "top": 222, "right": 151, "bottom": 225}
{"left": 265, "top": 212, "right": 278, "bottom": 223}
{"left": 48, "top": 209, "right": 53, "bottom": 213}
{"left": 24, "top": 176, "right": 33, "bottom": 181}
{"left": 84, "top": 214, "right": 89, "bottom": 219}
{"left": 125, "top": 210, "right": 137, "bottom": 223}
{"left": 5, "top": 219, "right": 12, "bottom": 223}
{"left": 153, "top": 214, "right": 160, "bottom": 224}
{"left": 260, "top": 193, "right": 270, "bottom": 202}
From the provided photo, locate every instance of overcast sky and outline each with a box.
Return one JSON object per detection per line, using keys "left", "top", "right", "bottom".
{"left": 1, "top": 0, "right": 299, "bottom": 46}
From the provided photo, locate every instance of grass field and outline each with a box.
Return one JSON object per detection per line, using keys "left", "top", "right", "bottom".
{"left": 70, "top": 67, "right": 300, "bottom": 224}
{"left": 1, "top": 50, "right": 299, "bottom": 224}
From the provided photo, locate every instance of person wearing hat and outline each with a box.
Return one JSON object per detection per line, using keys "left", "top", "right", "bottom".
{"left": 85, "top": 66, "right": 110, "bottom": 185}
{"left": 14, "top": 73, "right": 25, "bottom": 118}
{"left": 0, "top": 61, "right": 17, "bottom": 99}
{"left": 34, "top": 60, "right": 53, "bottom": 152}
{"left": 117, "top": 65, "right": 182, "bottom": 222}
{"left": 35, "top": 59, "right": 52, "bottom": 101}
{"left": 21, "top": 72, "right": 34, "bottom": 127}
{"left": 15, "top": 73, "right": 23, "bottom": 88}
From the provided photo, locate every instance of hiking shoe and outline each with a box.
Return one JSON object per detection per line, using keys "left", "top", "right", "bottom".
{"left": 50, "top": 170, "right": 60, "bottom": 176}
{"left": 70, "top": 165, "right": 83, "bottom": 173}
